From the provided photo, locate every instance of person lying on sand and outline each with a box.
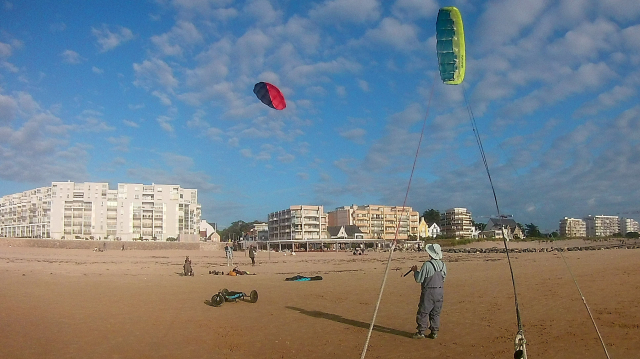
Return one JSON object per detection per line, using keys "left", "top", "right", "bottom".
{"left": 229, "top": 266, "right": 255, "bottom": 276}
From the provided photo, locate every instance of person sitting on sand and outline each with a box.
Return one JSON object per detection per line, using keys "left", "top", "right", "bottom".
{"left": 183, "top": 256, "right": 194, "bottom": 276}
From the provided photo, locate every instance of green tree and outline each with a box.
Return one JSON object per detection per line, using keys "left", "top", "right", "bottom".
{"left": 472, "top": 220, "right": 486, "bottom": 231}
{"left": 422, "top": 209, "right": 440, "bottom": 224}
{"left": 219, "top": 220, "right": 263, "bottom": 242}
{"left": 524, "top": 223, "right": 542, "bottom": 238}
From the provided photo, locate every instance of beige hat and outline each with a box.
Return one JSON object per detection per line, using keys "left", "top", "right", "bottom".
{"left": 426, "top": 243, "right": 442, "bottom": 260}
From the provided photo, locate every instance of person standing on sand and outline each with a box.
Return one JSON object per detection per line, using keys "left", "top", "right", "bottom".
{"left": 249, "top": 245, "right": 256, "bottom": 266}
{"left": 411, "top": 243, "right": 446, "bottom": 339}
{"left": 225, "top": 243, "right": 233, "bottom": 266}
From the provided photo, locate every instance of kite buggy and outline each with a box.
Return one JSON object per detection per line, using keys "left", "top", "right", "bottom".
{"left": 208, "top": 288, "right": 258, "bottom": 307}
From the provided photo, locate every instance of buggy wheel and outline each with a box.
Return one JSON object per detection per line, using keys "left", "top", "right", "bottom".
{"left": 249, "top": 290, "right": 258, "bottom": 303}
{"left": 211, "top": 294, "right": 224, "bottom": 307}
{"left": 221, "top": 288, "right": 229, "bottom": 297}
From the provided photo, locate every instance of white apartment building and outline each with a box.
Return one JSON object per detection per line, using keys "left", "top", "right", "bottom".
{"left": 620, "top": 217, "right": 640, "bottom": 235}
{"left": 0, "top": 182, "right": 201, "bottom": 241}
{"left": 0, "top": 186, "right": 53, "bottom": 238}
{"left": 440, "top": 208, "right": 474, "bottom": 239}
{"left": 268, "top": 205, "right": 328, "bottom": 241}
{"left": 327, "top": 204, "right": 419, "bottom": 240}
{"left": 584, "top": 215, "right": 619, "bottom": 237}
{"left": 559, "top": 217, "right": 587, "bottom": 238}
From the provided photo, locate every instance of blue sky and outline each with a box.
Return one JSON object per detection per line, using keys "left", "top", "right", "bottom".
{"left": 1, "top": 0, "right": 639, "bottom": 232}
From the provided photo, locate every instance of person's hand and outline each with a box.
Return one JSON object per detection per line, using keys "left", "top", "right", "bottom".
{"left": 411, "top": 265, "right": 418, "bottom": 272}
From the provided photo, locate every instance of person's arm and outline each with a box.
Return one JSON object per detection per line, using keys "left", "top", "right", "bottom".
{"left": 441, "top": 262, "right": 447, "bottom": 282}
{"left": 413, "top": 262, "right": 434, "bottom": 283}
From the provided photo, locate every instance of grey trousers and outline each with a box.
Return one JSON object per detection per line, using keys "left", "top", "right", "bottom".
{"left": 416, "top": 288, "right": 443, "bottom": 333}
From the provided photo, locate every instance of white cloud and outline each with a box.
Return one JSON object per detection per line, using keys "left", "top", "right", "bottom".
{"left": 358, "top": 79, "right": 369, "bottom": 92}
{"left": 128, "top": 103, "right": 145, "bottom": 110}
{"left": 75, "top": 109, "right": 115, "bottom": 132}
{"left": 170, "top": 0, "right": 238, "bottom": 21}
{"left": 61, "top": 50, "right": 83, "bottom": 64}
{"left": 126, "top": 152, "right": 220, "bottom": 193}
{"left": 574, "top": 85, "right": 636, "bottom": 117}
{"left": 156, "top": 115, "right": 174, "bottom": 133}
{"left": 151, "top": 20, "right": 203, "bottom": 57}
{"left": 308, "top": 0, "right": 381, "bottom": 24}
{"left": 339, "top": 128, "right": 366, "bottom": 144}
{"left": 278, "top": 153, "right": 295, "bottom": 163}
{"left": 243, "top": 0, "right": 282, "bottom": 25}
{"left": 233, "top": 28, "right": 273, "bottom": 74}
{"left": 91, "top": 24, "right": 134, "bottom": 52}
{"left": 357, "top": 17, "right": 421, "bottom": 52}
{"left": 50, "top": 22, "right": 66, "bottom": 32}
{"left": 547, "top": 18, "right": 619, "bottom": 61}
{"left": 0, "top": 42, "right": 12, "bottom": 58}
{"left": 107, "top": 136, "right": 130, "bottom": 152}
{"left": 477, "top": 0, "right": 551, "bottom": 49}
{"left": 133, "top": 58, "right": 179, "bottom": 91}
{"left": 0, "top": 92, "right": 90, "bottom": 183}
{"left": 92, "top": 66, "right": 104, "bottom": 74}
{"left": 0, "top": 93, "right": 18, "bottom": 123}
{"left": 240, "top": 148, "right": 253, "bottom": 158}
{"left": 391, "top": 0, "right": 438, "bottom": 20}
{"left": 122, "top": 119, "right": 140, "bottom": 128}
{"left": 286, "top": 57, "right": 361, "bottom": 86}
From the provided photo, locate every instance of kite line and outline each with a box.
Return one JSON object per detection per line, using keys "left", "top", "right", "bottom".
{"left": 359, "top": 77, "right": 437, "bottom": 359}
{"left": 462, "top": 84, "right": 528, "bottom": 358}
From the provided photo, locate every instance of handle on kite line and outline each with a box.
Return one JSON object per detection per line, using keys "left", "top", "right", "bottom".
{"left": 402, "top": 269, "right": 413, "bottom": 277}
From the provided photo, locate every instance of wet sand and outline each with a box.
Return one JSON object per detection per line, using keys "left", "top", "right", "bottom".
{"left": 0, "top": 241, "right": 638, "bottom": 358}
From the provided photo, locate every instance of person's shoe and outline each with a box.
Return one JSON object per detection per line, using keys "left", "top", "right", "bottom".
{"left": 412, "top": 332, "right": 426, "bottom": 339}
{"left": 426, "top": 331, "right": 438, "bottom": 339}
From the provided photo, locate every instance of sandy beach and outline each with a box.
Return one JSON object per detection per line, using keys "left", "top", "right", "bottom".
{"left": 1, "top": 239, "right": 638, "bottom": 359}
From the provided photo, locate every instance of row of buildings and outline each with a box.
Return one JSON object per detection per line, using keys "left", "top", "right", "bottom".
{"left": 265, "top": 205, "right": 473, "bottom": 241}
{"left": 0, "top": 182, "right": 201, "bottom": 241}
{"left": 3, "top": 182, "right": 637, "bottom": 242}
{"left": 559, "top": 216, "right": 639, "bottom": 238}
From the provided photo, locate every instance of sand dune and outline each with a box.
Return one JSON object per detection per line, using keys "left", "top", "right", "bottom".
{"left": 1, "top": 240, "right": 638, "bottom": 358}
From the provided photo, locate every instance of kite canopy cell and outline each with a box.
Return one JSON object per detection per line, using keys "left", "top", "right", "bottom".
{"left": 436, "top": 7, "right": 465, "bottom": 85}
{"left": 253, "top": 82, "right": 286, "bottom": 110}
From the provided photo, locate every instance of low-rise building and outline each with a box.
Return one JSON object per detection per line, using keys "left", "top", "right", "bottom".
{"left": 246, "top": 222, "right": 269, "bottom": 241}
{"left": 418, "top": 218, "right": 441, "bottom": 239}
{"left": 482, "top": 218, "right": 524, "bottom": 240}
{"left": 327, "top": 225, "right": 364, "bottom": 239}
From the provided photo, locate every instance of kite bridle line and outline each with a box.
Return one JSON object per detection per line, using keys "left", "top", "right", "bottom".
{"left": 360, "top": 76, "right": 436, "bottom": 359}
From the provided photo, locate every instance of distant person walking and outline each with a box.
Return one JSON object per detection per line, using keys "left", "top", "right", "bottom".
{"left": 411, "top": 243, "right": 446, "bottom": 339}
{"left": 249, "top": 245, "right": 256, "bottom": 266}
{"left": 225, "top": 243, "right": 233, "bottom": 266}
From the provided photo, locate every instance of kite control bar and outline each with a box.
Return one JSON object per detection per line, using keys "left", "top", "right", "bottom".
{"left": 402, "top": 269, "right": 413, "bottom": 277}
